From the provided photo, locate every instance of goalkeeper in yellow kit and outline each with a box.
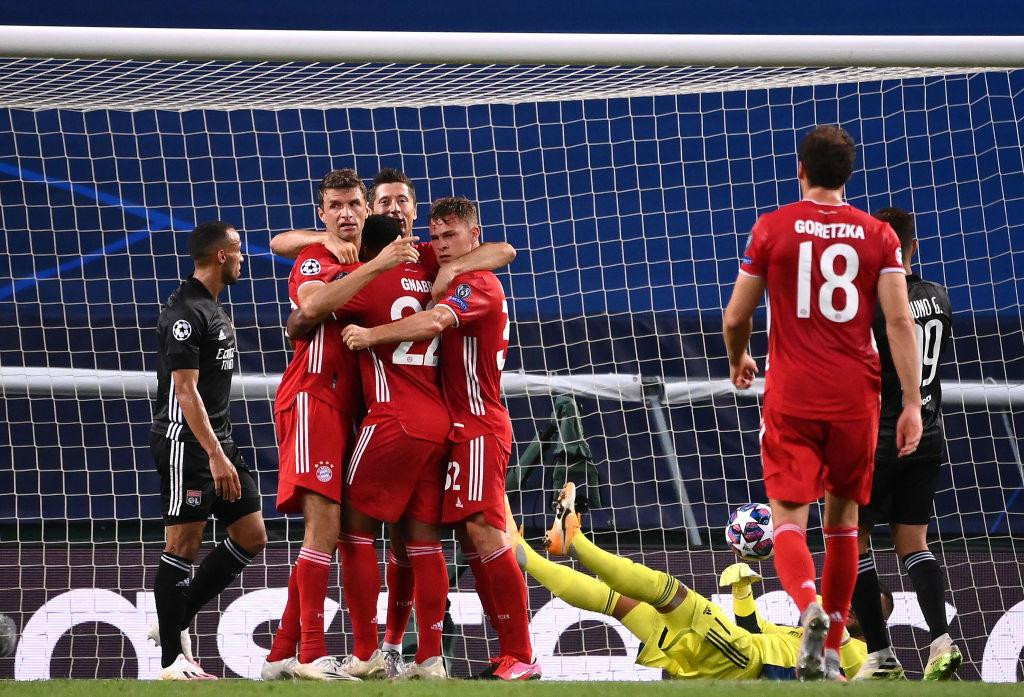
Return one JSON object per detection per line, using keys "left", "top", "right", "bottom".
{"left": 514, "top": 484, "right": 892, "bottom": 680}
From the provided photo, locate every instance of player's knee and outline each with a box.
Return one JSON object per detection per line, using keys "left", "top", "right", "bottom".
{"left": 164, "top": 522, "right": 204, "bottom": 559}
{"left": 164, "top": 536, "right": 201, "bottom": 560}
{"left": 463, "top": 515, "right": 502, "bottom": 555}
{"left": 239, "top": 529, "right": 268, "bottom": 555}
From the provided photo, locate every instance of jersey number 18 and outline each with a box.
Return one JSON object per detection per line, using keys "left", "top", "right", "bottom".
{"left": 796, "top": 241, "right": 859, "bottom": 323}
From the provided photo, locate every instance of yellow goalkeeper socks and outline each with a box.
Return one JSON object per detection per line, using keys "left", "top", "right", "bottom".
{"left": 570, "top": 532, "right": 680, "bottom": 608}
{"left": 520, "top": 535, "right": 620, "bottom": 615}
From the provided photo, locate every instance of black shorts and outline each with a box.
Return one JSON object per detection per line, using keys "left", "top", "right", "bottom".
{"left": 150, "top": 432, "right": 262, "bottom": 526}
{"left": 860, "top": 428, "right": 945, "bottom": 527}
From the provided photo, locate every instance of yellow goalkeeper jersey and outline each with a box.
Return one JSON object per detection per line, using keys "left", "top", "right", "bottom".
{"left": 632, "top": 588, "right": 867, "bottom": 680}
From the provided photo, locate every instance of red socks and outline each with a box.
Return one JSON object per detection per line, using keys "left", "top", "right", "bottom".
{"left": 267, "top": 562, "right": 301, "bottom": 662}
{"left": 773, "top": 523, "right": 818, "bottom": 614}
{"left": 383, "top": 550, "right": 414, "bottom": 647}
{"left": 464, "top": 549, "right": 502, "bottom": 647}
{"left": 296, "top": 547, "right": 331, "bottom": 664}
{"left": 479, "top": 544, "right": 533, "bottom": 663}
{"left": 822, "top": 526, "right": 859, "bottom": 651}
{"left": 407, "top": 542, "right": 449, "bottom": 662}
{"left": 339, "top": 533, "right": 380, "bottom": 660}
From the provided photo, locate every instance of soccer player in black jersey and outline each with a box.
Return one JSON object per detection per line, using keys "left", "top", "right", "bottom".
{"left": 149, "top": 221, "right": 267, "bottom": 680}
{"left": 850, "top": 208, "right": 961, "bottom": 681}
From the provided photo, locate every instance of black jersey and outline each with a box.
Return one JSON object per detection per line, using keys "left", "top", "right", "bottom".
{"left": 874, "top": 272, "right": 952, "bottom": 439}
{"left": 151, "top": 276, "right": 237, "bottom": 443}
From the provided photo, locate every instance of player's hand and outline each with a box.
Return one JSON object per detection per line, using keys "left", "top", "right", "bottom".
{"left": 342, "top": 324, "right": 373, "bottom": 350}
{"left": 896, "top": 403, "right": 923, "bottom": 457}
{"left": 730, "top": 353, "right": 758, "bottom": 389}
{"left": 324, "top": 238, "right": 359, "bottom": 265}
{"left": 210, "top": 450, "right": 241, "bottom": 502}
{"left": 371, "top": 236, "right": 420, "bottom": 271}
{"left": 719, "top": 562, "right": 763, "bottom": 588}
{"left": 431, "top": 264, "right": 456, "bottom": 303}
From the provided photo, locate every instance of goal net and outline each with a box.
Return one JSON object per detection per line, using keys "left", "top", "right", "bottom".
{"left": 0, "top": 28, "right": 1022, "bottom": 682}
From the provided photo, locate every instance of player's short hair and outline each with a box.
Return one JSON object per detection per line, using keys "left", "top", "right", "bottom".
{"left": 188, "top": 221, "right": 235, "bottom": 264}
{"left": 317, "top": 168, "right": 366, "bottom": 208}
{"left": 798, "top": 125, "right": 856, "bottom": 190}
{"left": 874, "top": 207, "right": 915, "bottom": 251}
{"left": 361, "top": 214, "right": 404, "bottom": 258}
{"left": 429, "top": 196, "right": 479, "bottom": 228}
{"left": 369, "top": 168, "right": 416, "bottom": 205}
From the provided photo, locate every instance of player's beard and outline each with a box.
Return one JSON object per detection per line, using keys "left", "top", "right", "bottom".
{"left": 223, "top": 264, "right": 241, "bottom": 285}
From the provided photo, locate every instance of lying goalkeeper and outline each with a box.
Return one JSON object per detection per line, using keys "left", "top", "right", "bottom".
{"left": 513, "top": 483, "right": 894, "bottom": 680}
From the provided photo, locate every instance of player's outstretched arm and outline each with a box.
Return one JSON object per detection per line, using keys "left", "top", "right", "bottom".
{"left": 723, "top": 273, "right": 766, "bottom": 389}
{"left": 720, "top": 562, "right": 765, "bottom": 634}
{"left": 342, "top": 305, "right": 456, "bottom": 351}
{"left": 171, "top": 369, "right": 241, "bottom": 501}
{"left": 270, "top": 229, "right": 359, "bottom": 263}
{"left": 298, "top": 236, "right": 420, "bottom": 322}
{"left": 431, "top": 242, "right": 517, "bottom": 302}
{"left": 878, "top": 272, "right": 924, "bottom": 456}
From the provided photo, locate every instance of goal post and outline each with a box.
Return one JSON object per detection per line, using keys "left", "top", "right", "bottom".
{"left": 0, "top": 26, "right": 1022, "bottom": 681}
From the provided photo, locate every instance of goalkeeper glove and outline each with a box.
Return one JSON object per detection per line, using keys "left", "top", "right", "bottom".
{"left": 718, "top": 562, "right": 763, "bottom": 588}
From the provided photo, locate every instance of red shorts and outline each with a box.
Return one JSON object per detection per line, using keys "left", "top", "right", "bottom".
{"left": 346, "top": 417, "right": 449, "bottom": 525}
{"left": 443, "top": 435, "right": 510, "bottom": 528}
{"left": 760, "top": 405, "right": 879, "bottom": 506}
{"left": 275, "top": 392, "right": 351, "bottom": 513}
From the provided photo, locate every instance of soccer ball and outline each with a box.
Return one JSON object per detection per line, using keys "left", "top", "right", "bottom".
{"left": 725, "top": 503, "right": 774, "bottom": 560}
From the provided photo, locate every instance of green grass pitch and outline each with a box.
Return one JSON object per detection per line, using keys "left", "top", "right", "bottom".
{"left": 0, "top": 681, "right": 1018, "bottom": 697}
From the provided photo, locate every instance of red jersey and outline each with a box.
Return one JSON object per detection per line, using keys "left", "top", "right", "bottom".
{"left": 417, "top": 242, "right": 439, "bottom": 277}
{"left": 740, "top": 199, "right": 904, "bottom": 420}
{"left": 342, "top": 262, "right": 451, "bottom": 443}
{"left": 274, "top": 244, "right": 362, "bottom": 417}
{"left": 436, "top": 271, "right": 512, "bottom": 446}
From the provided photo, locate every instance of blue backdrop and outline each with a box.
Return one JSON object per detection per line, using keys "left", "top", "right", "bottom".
{"left": 1, "top": 70, "right": 1023, "bottom": 539}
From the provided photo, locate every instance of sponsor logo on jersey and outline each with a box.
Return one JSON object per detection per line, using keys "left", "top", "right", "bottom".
{"left": 455, "top": 283, "right": 472, "bottom": 299}
{"left": 895, "top": 247, "right": 904, "bottom": 265}
{"left": 216, "top": 346, "right": 236, "bottom": 370}
{"left": 742, "top": 255, "right": 753, "bottom": 265}
{"left": 186, "top": 489, "right": 202, "bottom": 506}
{"left": 455, "top": 497, "right": 464, "bottom": 508}
{"left": 218, "top": 329, "right": 227, "bottom": 340}
{"left": 333, "top": 271, "right": 349, "bottom": 281}
{"left": 171, "top": 319, "right": 192, "bottom": 341}
{"left": 447, "top": 296, "right": 469, "bottom": 312}
{"left": 315, "top": 463, "right": 333, "bottom": 482}
{"left": 300, "top": 258, "right": 322, "bottom": 276}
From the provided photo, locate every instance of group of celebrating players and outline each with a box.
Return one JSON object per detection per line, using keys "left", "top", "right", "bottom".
{"left": 147, "top": 125, "right": 960, "bottom": 682}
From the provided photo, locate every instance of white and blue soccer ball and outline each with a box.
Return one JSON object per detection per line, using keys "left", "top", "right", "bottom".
{"left": 725, "top": 503, "right": 774, "bottom": 560}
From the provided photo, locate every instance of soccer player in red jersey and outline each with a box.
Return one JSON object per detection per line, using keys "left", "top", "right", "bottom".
{"left": 301, "top": 215, "right": 452, "bottom": 679}
{"left": 264, "top": 169, "right": 419, "bottom": 682}
{"left": 722, "top": 126, "right": 923, "bottom": 681}
{"left": 343, "top": 197, "right": 541, "bottom": 681}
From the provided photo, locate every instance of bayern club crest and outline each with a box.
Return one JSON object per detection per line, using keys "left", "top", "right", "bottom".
{"left": 300, "top": 258, "right": 322, "bottom": 276}
{"left": 171, "top": 319, "right": 192, "bottom": 341}
{"left": 315, "top": 463, "right": 333, "bottom": 482}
